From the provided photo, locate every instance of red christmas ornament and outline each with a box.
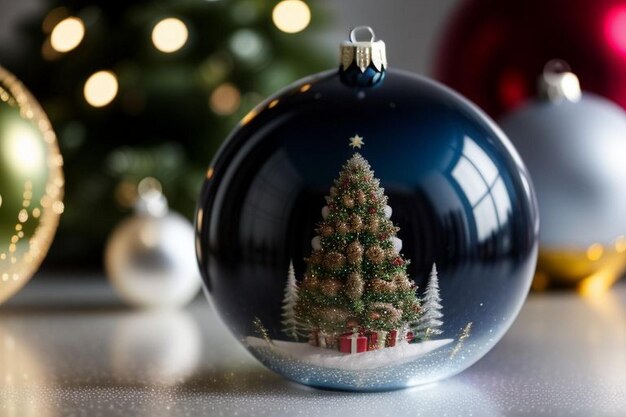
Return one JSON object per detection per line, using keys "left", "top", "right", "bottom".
{"left": 369, "top": 207, "right": 377, "bottom": 214}
{"left": 435, "top": 0, "right": 626, "bottom": 118}
{"left": 392, "top": 257, "right": 404, "bottom": 266}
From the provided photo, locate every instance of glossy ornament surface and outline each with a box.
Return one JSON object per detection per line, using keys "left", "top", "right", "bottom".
{"left": 0, "top": 66, "right": 64, "bottom": 304}
{"left": 435, "top": 0, "right": 626, "bottom": 118}
{"left": 500, "top": 66, "right": 626, "bottom": 293}
{"left": 196, "top": 28, "right": 538, "bottom": 391}
{"left": 105, "top": 180, "right": 201, "bottom": 308}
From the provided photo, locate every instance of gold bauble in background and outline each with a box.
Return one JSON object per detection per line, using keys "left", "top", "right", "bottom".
{"left": 533, "top": 242, "right": 626, "bottom": 297}
{"left": 0, "top": 66, "right": 64, "bottom": 304}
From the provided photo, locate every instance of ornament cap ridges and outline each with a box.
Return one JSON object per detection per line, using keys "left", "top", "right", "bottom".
{"left": 340, "top": 26, "right": 387, "bottom": 73}
{"left": 538, "top": 59, "right": 582, "bottom": 103}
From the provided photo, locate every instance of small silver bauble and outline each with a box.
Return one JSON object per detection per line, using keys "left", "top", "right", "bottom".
{"left": 105, "top": 179, "right": 201, "bottom": 308}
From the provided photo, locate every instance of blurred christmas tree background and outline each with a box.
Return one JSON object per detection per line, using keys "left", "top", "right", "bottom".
{"left": 1, "top": 0, "right": 332, "bottom": 266}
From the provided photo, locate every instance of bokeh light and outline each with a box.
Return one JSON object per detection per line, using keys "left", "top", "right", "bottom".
{"left": 586, "top": 243, "right": 604, "bottom": 261}
{"left": 50, "top": 17, "right": 85, "bottom": 53}
{"left": 210, "top": 83, "right": 241, "bottom": 115}
{"left": 83, "top": 71, "right": 118, "bottom": 107}
{"left": 151, "top": 18, "right": 188, "bottom": 53}
{"left": 229, "top": 29, "right": 264, "bottom": 62}
{"left": 272, "top": 0, "right": 311, "bottom": 33}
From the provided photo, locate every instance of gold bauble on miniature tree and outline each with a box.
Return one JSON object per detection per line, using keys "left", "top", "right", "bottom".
{"left": 0, "top": 66, "right": 64, "bottom": 304}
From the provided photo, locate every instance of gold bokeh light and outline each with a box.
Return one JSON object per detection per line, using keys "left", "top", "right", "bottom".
{"left": 83, "top": 71, "right": 118, "bottom": 107}
{"left": 152, "top": 18, "right": 189, "bottom": 53}
{"left": 210, "top": 83, "right": 241, "bottom": 115}
{"left": 50, "top": 17, "right": 85, "bottom": 53}
{"left": 272, "top": 0, "right": 311, "bottom": 34}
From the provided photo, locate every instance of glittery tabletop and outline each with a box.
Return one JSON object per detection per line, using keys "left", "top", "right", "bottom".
{"left": 1, "top": 275, "right": 625, "bottom": 416}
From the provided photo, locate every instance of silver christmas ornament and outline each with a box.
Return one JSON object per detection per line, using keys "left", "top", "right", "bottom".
{"left": 111, "top": 310, "right": 201, "bottom": 385}
{"left": 500, "top": 61, "right": 626, "bottom": 292}
{"left": 105, "top": 178, "right": 201, "bottom": 308}
{"left": 392, "top": 236, "right": 402, "bottom": 252}
{"left": 321, "top": 206, "right": 329, "bottom": 219}
{"left": 383, "top": 205, "right": 392, "bottom": 219}
{"left": 311, "top": 236, "right": 322, "bottom": 251}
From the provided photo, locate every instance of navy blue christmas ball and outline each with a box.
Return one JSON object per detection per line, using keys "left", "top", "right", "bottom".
{"left": 195, "top": 28, "right": 538, "bottom": 391}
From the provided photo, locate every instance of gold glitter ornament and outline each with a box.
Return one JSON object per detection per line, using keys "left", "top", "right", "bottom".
{"left": 345, "top": 272, "right": 364, "bottom": 300}
{"left": 368, "top": 217, "right": 380, "bottom": 233}
{"left": 371, "top": 278, "right": 396, "bottom": 293}
{"left": 343, "top": 195, "right": 355, "bottom": 208}
{"left": 308, "top": 251, "right": 323, "bottom": 265}
{"left": 347, "top": 241, "right": 363, "bottom": 263}
{"left": 336, "top": 221, "right": 349, "bottom": 235}
{"left": 385, "top": 247, "right": 399, "bottom": 260}
{"left": 349, "top": 214, "right": 363, "bottom": 232}
{"left": 320, "top": 278, "right": 342, "bottom": 296}
{"left": 0, "top": 67, "right": 64, "bottom": 304}
{"left": 325, "top": 252, "right": 345, "bottom": 270}
{"left": 393, "top": 273, "right": 413, "bottom": 291}
{"left": 366, "top": 245, "right": 385, "bottom": 264}
{"left": 356, "top": 190, "right": 366, "bottom": 205}
{"left": 320, "top": 225, "right": 334, "bottom": 237}
{"left": 301, "top": 274, "right": 320, "bottom": 290}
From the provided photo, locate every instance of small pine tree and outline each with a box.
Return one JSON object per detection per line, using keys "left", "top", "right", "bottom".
{"left": 414, "top": 263, "right": 443, "bottom": 340}
{"left": 281, "top": 260, "right": 305, "bottom": 340}
{"left": 295, "top": 152, "right": 421, "bottom": 335}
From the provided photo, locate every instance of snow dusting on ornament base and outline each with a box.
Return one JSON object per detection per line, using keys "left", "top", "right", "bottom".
{"left": 244, "top": 335, "right": 469, "bottom": 391}
{"left": 247, "top": 337, "right": 453, "bottom": 371}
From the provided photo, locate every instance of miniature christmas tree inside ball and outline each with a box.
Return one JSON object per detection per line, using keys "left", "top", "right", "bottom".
{"left": 196, "top": 27, "right": 538, "bottom": 391}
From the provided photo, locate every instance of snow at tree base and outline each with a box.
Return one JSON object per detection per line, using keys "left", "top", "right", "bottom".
{"left": 269, "top": 138, "right": 448, "bottom": 365}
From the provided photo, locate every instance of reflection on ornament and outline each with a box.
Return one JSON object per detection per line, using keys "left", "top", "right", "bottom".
{"left": 209, "top": 83, "right": 241, "bottom": 115}
{"left": 0, "top": 327, "right": 51, "bottom": 417}
{"left": 50, "top": 16, "right": 85, "bottom": 53}
{"left": 151, "top": 18, "right": 188, "bottom": 53}
{"left": 111, "top": 310, "right": 201, "bottom": 385}
{"left": 83, "top": 70, "right": 118, "bottom": 107}
{"left": 272, "top": 0, "right": 311, "bottom": 34}
{"left": 0, "top": 66, "right": 64, "bottom": 304}
{"left": 105, "top": 179, "right": 201, "bottom": 308}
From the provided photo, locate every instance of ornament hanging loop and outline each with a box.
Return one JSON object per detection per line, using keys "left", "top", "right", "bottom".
{"left": 350, "top": 26, "right": 375, "bottom": 43}
{"left": 538, "top": 59, "right": 582, "bottom": 103}
{"left": 340, "top": 25, "right": 386, "bottom": 86}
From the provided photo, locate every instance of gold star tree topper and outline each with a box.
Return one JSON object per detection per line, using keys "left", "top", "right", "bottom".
{"left": 349, "top": 134, "right": 364, "bottom": 149}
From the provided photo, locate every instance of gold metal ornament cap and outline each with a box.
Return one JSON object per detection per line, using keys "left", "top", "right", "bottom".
{"left": 340, "top": 26, "right": 387, "bottom": 73}
{"left": 538, "top": 59, "right": 582, "bottom": 103}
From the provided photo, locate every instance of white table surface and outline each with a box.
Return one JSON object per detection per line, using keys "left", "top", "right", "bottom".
{"left": 1, "top": 274, "right": 625, "bottom": 417}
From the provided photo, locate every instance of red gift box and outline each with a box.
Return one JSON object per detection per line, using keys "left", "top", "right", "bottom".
{"left": 386, "top": 329, "right": 398, "bottom": 347}
{"left": 363, "top": 331, "right": 379, "bottom": 351}
{"left": 339, "top": 333, "right": 367, "bottom": 354}
{"left": 406, "top": 331, "right": 415, "bottom": 344}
